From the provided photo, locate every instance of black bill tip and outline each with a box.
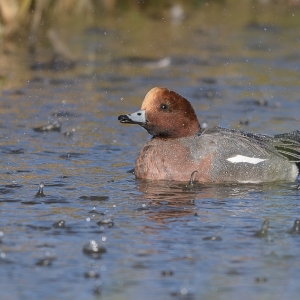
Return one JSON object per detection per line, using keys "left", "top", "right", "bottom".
{"left": 118, "top": 114, "right": 132, "bottom": 123}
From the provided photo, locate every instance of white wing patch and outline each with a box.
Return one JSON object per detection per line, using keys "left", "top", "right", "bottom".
{"left": 226, "top": 155, "right": 267, "bottom": 165}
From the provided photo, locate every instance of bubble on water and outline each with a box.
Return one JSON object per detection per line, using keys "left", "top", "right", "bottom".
{"left": 180, "top": 287, "right": 188, "bottom": 295}
{"left": 100, "top": 265, "right": 106, "bottom": 271}
{"left": 170, "top": 286, "right": 193, "bottom": 298}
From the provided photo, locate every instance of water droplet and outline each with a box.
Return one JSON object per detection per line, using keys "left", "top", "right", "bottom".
{"left": 35, "top": 182, "right": 45, "bottom": 197}
{"left": 84, "top": 271, "right": 100, "bottom": 279}
{"left": 52, "top": 220, "right": 65, "bottom": 228}
{"left": 180, "top": 287, "right": 188, "bottom": 295}
{"left": 93, "top": 284, "right": 102, "bottom": 295}
{"left": 161, "top": 269, "right": 174, "bottom": 276}
{"left": 288, "top": 219, "right": 300, "bottom": 234}
{"left": 203, "top": 236, "right": 222, "bottom": 241}
{"left": 182, "top": 171, "right": 199, "bottom": 191}
{"left": 82, "top": 240, "right": 106, "bottom": 258}
{"left": 254, "top": 220, "right": 269, "bottom": 238}
{"left": 97, "top": 219, "right": 114, "bottom": 228}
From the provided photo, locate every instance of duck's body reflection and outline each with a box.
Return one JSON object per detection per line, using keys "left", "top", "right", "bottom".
{"left": 133, "top": 179, "right": 283, "bottom": 223}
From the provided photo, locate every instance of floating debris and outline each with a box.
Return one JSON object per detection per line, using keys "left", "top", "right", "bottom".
{"left": 26, "top": 224, "right": 51, "bottom": 231}
{"left": 161, "top": 270, "right": 174, "bottom": 277}
{"left": 203, "top": 236, "right": 222, "bottom": 241}
{"left": 97, "top": 218, "right": 114, "bottom": 228}
{"left": 137, "top": 203, "right": 148, "bottom": 211}
{"left": 80, "top": 196, "right": 109, "bottom": 201}
{"left": 88, "top": 207, "right": 106, "bottom": 215}
{"left": 255, "top": 277, "right": 268, "bottom": 283}
{"left": 4, "top": 183, "right": 22, "bottom": 188}
{"left": 63, "top": 131, "right": 74, "bottom": 137}
{"left": 144, "top": 57, "right": 171, "bottom": 69}
{"left": 113, "top": 56, "right": 171, "bottom": 69}
{"left": 2, "top": 148, "right": 25, "bottom": 155}
{"left": 288, "top": 219, "right": 300, "bottom": 234}
{"left": 52, "top": 220, "right": 65, "bottom": 228}
{"left": 33, "top": 120, "right": 62, "bottom": 132}
{"left": 82, "top": 240, "right": 106, "bottom": 259}
{"left": 240, "top": 98, "right": 268, "bottom": 107}
{"left": 35, "top": 182, "right": 45, "bottom": 197}
{"left": 52, "top": 111, "right": 78, "bottom": 118}
{"left": 36, "top": 258, "right": 53, "bottom": 266}
{"left": 245, "top": 22, "right": 280, "bottom": 33}
{"left": 36, "top": 252, "right": 56, "bottom": 266}
{"left": 238, "top": 119, "right": 250, "bottom": 125}
{"left": 182, "top": 171, "right": 199, "bottom": 191}
{"left": 93, "top": 284, "right": 102, "bottom": 295}
{"left": 253, "top": 99, "right": 268, "bottom": 106}
{"left": 170, "top": 287, "right": 193, "bottom": 299}
{"left": 200, "top": 77, "right": 217, "bottom": 84}
{"left": 254, "top": 220, "right": 269, "bottom": 238}
{"left": 84, "top": 271, "right": 100, "bottom": 279}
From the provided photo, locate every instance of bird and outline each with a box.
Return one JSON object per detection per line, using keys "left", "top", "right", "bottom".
{"left": 118, "top": 87, "right": 300, "bottom": 183}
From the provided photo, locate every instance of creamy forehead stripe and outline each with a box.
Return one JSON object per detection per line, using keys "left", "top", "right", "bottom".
{"left": 227, "top": 155, "right": 267, "bottom": 164}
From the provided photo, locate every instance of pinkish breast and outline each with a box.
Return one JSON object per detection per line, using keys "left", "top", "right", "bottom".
{"left": 134, "top": 137, "right": 212, "bottom": 182}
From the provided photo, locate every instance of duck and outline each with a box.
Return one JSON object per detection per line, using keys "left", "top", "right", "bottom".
{"left": 118, "top": 87, "right": 300, "bottom": 183}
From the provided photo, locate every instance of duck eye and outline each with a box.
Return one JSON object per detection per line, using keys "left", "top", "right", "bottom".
{"left": 160, "top": 104, "right": 168, "bottom": 110}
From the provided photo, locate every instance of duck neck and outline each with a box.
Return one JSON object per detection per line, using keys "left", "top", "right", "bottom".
{"left": 153, "top": 122, "right": 201, "bottom": 139}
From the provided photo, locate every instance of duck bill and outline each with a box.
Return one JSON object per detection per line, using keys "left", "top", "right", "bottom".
{"left": 118, "top": 109, "right": 146, "bottom": 125}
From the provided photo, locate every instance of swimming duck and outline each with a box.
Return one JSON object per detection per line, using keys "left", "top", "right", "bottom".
{"left": 118, "top": 87, "right": 300, "bottom": 183}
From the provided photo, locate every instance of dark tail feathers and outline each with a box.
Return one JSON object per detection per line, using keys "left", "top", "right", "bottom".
{"left": 274, "top": 130, "right": 300, "bottom": 170}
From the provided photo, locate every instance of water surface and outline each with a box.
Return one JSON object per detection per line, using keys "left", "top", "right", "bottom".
{"left": 1, "top": 3, "right": 300, "bottom": 299}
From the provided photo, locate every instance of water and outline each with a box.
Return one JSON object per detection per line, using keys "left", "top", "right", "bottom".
{"left": 1, "top": 3, "right": 300, "bottom": 299}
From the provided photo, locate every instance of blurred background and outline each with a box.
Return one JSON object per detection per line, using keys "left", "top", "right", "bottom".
{"left": 1, "top": 0, "right": 300, "bottom": 91}
{"left": 1, "top": 0, "right": 300, "bottom": 134}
